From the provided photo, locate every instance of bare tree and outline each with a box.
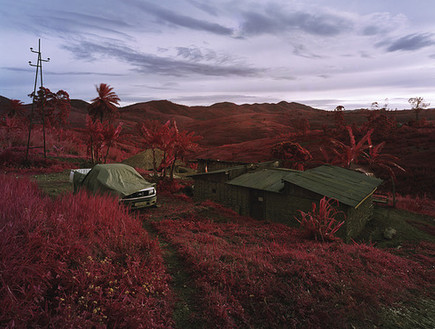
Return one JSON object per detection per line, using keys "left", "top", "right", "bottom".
{"left": 408, "top": 97, "right": 429, "bottom": 122}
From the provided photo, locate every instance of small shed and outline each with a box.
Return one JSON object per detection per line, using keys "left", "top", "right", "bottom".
{"left": 192, "top": 164, "right": 382, "bottom": 241}
{"left": 282, "top": 165, "right": 383, "bottom": 240}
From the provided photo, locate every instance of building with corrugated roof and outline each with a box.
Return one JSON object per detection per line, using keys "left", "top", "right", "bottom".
{"left": 191, "top": 164, "right": 382, "bottom": 241}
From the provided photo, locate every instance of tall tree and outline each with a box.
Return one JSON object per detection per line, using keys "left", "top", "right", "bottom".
{"left": 408, "top": 97, "right": 429, "bottom": 122}
{"left": 29, "top": 87, "right": 71, "bottom": 128}
{"left": 88, "top": 83, "right": 120, "bottom": 123}
{"left": 169, "top": 121, "right": 201, "bottom": 179}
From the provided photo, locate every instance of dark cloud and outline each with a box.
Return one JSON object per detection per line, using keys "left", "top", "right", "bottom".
{"left": 175, "top": 47, "right": 231, "bottom": 64}
{"left": 176, "top": 47, "right": 204, "bottom": 61}
{"left": 127, "top": 0, "right": 233, "bottom": 35}
{"left": 2, "top": 67, "right": 124, "bottom": 76}
{"left": 385, "top": 33, "right": 435, "bottom": 52}
{"left": 240, "top": 7, "right": 352, "bottom": 37}
{"left": 28, "top": 10, "right": 132, "bottom": 38}
{"left": 62, "top": 41, "right": 262, "bottom": 77}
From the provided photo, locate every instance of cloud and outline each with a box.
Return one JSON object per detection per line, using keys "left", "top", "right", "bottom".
{"left": 385, "top": 33, "right": 435, "bottom": 52}
{"left": 240, "top": 6, "right": 352, "bottom": 37}
{"left": 175, "top": 46, "right": 232, "bottom": 64}
{"left": 62, "top": 41, "right": 262, "bottom": 77}
{"left": 126, "top": 0, "right": 233, "bottom": 35}
{"left": 186, "top": 0, "right": 219, "bottom": 16}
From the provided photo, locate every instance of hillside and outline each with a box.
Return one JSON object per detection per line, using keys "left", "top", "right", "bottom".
{"left": 1, "top": 95, "right": 435, "bottom": 197}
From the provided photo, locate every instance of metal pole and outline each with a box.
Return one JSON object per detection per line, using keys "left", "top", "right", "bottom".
{"left": 26, "top": 39, "right": 50, "bottom": 160}
{"left": 38, "top": 40, "right": 47, "bottom": 158}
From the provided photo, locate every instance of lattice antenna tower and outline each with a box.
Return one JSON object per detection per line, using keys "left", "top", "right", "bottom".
{"left": 26, "top": 38, "right": 50, "bottom": 160}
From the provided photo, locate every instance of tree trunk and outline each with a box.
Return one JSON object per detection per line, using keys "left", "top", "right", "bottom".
{"left": 170, "top": 156, "right": 177, "bottom": 180}
{"left": 152, "top": 148, "right": 157, "bottom": 176}
{"left": 104, "top": 144, "right": 111, "bottom": 163}
{"left": 90, "top": 135, "right": 94, "bottom": 164}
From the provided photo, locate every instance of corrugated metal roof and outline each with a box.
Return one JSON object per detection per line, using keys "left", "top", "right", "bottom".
{"left": 283, "top": 165, "right": 382, "bottom": 207}
{"left": 227, "top": 169, "right": 299, "bottom": 193}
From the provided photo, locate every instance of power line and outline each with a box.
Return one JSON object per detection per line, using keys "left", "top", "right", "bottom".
{"left": 26, "top": 39, "right": 50, "bottom": 160}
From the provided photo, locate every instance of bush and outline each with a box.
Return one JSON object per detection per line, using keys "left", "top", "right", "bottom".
{"left": 0, "top": 175, "right": 174, "bottom": 328}
{"left": 296, "top": 197, "right": 345, "bottom": 242}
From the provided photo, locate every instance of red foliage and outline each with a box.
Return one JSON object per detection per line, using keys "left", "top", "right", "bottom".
{"left": 0, "top": 175, "right": 174, "bottom": 328}
{"left": 7, "top": 99, "right": 25, "bottom": 118}
{"left": 30, "top": 87, "right": 71, "bottom": 128}
{"left": 393, "top": 193, "right": 435, "bottom": 217}
{"left": 85, "top": 116, "right": 123, "bottom": 163}
{"left": 291, "top": 118, "right": 310, "bottom": 136}
{"left": 297, "top": 197, "right": 345, "bottom": 242}
{"left": 137, "top": 120, "right": 201, "bottom": 178}
{"left": 364, "top": 134, "right": 405, "bottom": 181}
{"left": 271, "top": 141, "right": 312, "bottom": 170}
{"left": 150, "top": 207, "right": 433, "bottom": 329}
{"left": 330, "top": 126, "right": 372, "bottom": 168}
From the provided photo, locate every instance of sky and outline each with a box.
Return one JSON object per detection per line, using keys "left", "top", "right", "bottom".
{"left": 1, "top": 0, "right": 434, "bottom": 110}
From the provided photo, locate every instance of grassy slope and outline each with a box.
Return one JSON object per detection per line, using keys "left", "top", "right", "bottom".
{"left": 26, "top": 172, "right": 435, "bottom": 328}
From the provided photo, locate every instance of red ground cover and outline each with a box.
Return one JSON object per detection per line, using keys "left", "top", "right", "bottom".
{"left": 149, "top": 200, "right": 434, "bottom": 329}
{"left": 0, "top": 175, "right": 174, "bottom": 328}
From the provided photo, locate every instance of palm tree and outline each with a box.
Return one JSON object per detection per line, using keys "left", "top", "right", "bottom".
{"left": 88, "top": 83, "right": 120, "bottom": 123}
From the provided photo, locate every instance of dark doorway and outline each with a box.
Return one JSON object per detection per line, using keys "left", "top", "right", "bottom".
{"left": 250, "top": 190, "right": 265, "bottom": 220}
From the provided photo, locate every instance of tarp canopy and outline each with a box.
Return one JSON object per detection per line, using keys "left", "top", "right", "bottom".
{"left": 78, "top": 163, "right": 154, "bottom": 198}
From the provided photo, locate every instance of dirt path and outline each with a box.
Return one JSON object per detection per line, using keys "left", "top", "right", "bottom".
{"left": 138, "top": 197, "right": 207, "bottom": 329}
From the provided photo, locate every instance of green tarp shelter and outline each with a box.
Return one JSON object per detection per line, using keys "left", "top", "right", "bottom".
{"left": 74, "top": 163, "right": 154, "bottom": 198}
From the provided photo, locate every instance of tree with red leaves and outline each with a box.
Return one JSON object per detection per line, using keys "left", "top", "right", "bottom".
{"left": 85, "top": 116, "right": 123, "bottom": 164}
{"left": 137, "top": 120, "right": 201, "bottom": 178}
{"left": 86, "top": 115, "right": 104, "bottom": 163}
{"left": 137, "top": 120, "right": 170, "bottom": 174}
{"left": 29, "top": 87, "right": 71, "bottom": 128}
{"left": 88, "top": 83, "right": 120, "bottom": 123}
{"left": 168, "top": 121, "right": 202, "bottom": 179}
{"left": 271, "top": 141, "right": 312, "bottom": 170}
{"left": 102, "top": 122, "right": 123, "bottom": 163}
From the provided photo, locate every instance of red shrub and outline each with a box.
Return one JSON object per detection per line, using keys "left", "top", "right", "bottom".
{"left": 297, "top": 197, "right": 345, "bottom": 242}
{"left": 0, "top": 175, "right": 174, "bottom": 328}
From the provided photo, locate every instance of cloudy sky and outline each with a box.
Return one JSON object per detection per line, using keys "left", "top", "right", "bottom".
{"left": 1, "top": 0, "right": 434, "bottom": 109}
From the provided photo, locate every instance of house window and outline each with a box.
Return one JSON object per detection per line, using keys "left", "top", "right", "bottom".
{"left": 258, "top": 196, "right": 264, "bottom": 202}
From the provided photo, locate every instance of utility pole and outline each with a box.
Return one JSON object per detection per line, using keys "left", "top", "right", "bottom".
{"left": 26, "top": 39, "right": 50, "bottom": 160}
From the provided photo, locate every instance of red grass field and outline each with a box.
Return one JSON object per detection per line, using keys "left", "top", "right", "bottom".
{"left": 0, "top": 96, "right": 434, "bottom": 328}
